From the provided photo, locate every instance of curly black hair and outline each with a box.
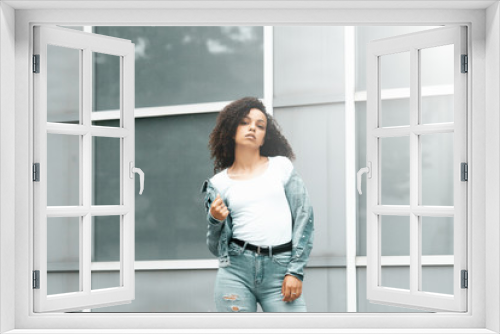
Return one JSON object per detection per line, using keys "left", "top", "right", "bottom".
{"left": 209, "top": 97, "right": 295, "bottom": 174}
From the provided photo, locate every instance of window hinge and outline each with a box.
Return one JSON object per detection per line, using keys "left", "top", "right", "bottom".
{"left": 461, "top": 270, "right": 468, "bottom": 289}
{"left": 33, "top": 270, "right": 40, "bottom": 289}
{"left": 33, "top": 54, "right": 40, "bottom": 73}
{"left": 461, "top": 54, "right": 468, "bottom": 73}
{"left": 461, "top": 162, "right": 468, "bottom": 181}
{"left": 33, "top": 163, "right": 40, "bottom": 182}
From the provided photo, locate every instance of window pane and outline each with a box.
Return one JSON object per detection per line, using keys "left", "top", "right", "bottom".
{"left": 94, "top": 112, "right": 217, "bottom": 261}
{"left": 47, "top": 217, "right": 80, "bottom": 295}
{"left": 274, "top": 26, "right": 345, "bottom": 98}
{"left": 381, "top": 98, "right": 410, "bottom": 128}
{"left": 380, "top": 52, "right": 410, "bottom": 127}
{"left": 380, "top": 51, "right": 410, "bottom": 91}
{"left": 380, "top": 215, "right": 410, "bottom": 290}
{"left": 94, "top": 27, "right": 264, "bottom": 107}
{"left": 421, "top": 44, "right": 454, "bottom": 87}
{"left": 421, "top": 95, "right": 454, "bottom": 124}
{"left": 421, "top": 217, "right": 454, "bottom": 295}
{"left": 421, "top": 217, "right": 454, "bottom": 256}
{"left": 92, "top": 52, "right": 121, "bottom": 127}
{"left": 420, "top": 44, "right": 454, "bottom": 124}
{"left": 421, "top": 133, "right": 454, "bottom": 206}
{"left": 92, "top": 136, "right": 121, "bottom": 206}
{"left": 47, "top": 134, "right": 80, "bottom": 206}
{"left": 92, "top": 216, "right": 121, "bottom": 289}
{"left": 421, "top": 267, "right": 454, "bottom": 295}
{"left": 274, "top": 103, "right": 346, "bottom": 257}
{"left": 381, "top": 136, "right": 410, "bottom": 205}
{"left": 47, "top": 44, "right": 80, "bottom": 124}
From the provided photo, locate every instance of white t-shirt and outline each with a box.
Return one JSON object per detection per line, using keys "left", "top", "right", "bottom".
{"left": 210, "top": 156, "right": 294, "bottom": 247}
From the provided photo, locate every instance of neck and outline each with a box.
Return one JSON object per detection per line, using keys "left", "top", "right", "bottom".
{"left": 231, "top": 147, "right": 264, "bottom": 171}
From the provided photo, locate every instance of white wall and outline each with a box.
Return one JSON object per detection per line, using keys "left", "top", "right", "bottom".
{"left": 0, "top": 2, "right": 16, "bottom": 333}
{"left": 486, "top": 2, "right": 500, "bottom": 333}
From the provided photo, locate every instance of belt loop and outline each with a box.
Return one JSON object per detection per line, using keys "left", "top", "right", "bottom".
{"left": 257, "top": 246, "right": 261, "bottom": 255}
{"left": 243, "top": 241, "right": 249, "bottom": 252}
{"left": 269, "top": 245, "right": 273, "bottom": 257}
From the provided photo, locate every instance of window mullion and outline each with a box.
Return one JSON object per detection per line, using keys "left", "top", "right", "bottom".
{"left": 264, "top": 26, "right": 273, "bottom": 116}
{"left": 345, "top": 25, "right": 357, "bottom": 312}
{"left": 410, "top": 47, "right": 420, "bottom": 294}
{"left": 82, "top": 47, "right": 92, "bottom": 294}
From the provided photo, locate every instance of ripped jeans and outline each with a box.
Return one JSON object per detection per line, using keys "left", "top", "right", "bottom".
{"left": 214, "top": 241, "right": 307, "bottom": 312}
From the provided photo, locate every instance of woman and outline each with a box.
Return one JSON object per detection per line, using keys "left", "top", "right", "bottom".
{"left": 201, "top": 97, "right": 314, "bottom": 312}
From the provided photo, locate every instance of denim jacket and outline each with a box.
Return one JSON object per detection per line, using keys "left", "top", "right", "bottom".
{"left": 200, "top": 168, "right": 314, "bottom": 281}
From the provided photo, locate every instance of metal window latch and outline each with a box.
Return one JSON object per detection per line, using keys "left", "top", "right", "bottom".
{"left": 357, "top": 161, "right": 372, "bottom": 195}
{"left": 129, "top": 162, "right": 145, "bottom": 195}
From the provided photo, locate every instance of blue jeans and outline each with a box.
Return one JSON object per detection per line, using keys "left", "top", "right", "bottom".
{"left": 214, "top": 242, "right": 307, "bottom": 312}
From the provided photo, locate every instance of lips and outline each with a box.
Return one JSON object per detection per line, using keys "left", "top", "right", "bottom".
{"left": 245, "top": 134, "right": 256, "bottom": 139}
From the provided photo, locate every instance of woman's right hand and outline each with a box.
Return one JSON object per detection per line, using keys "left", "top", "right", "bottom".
{"left": 210, "top": 194, "right": 230, "bottom": 221}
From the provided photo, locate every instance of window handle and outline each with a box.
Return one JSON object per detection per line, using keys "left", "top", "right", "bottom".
{"left": 129, "top": 162, "right": 145, "bottom": 195}
{"left": 357, "top": 161, "right": 372, "bottom": 195}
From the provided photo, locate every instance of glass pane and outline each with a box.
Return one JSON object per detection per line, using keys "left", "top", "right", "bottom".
{"left": 95, "top": 113, "right": 217, "bottom": 261}
{"left": 421, "top": 217, "right": 454, "bottom": 295}
{"left": 47, "top": 134, "right": 80, "bottom": 206}
{"left": 421, "top": 133, "right": 454, "bottom": 206}
{"left": 94, "top": 26, "right": 264, "bottom": 107}
{"left": 381, "top": 98, "right": 410, "bottom": 128}
{"left": 92, "top": 52, "right": 121, "bottom": 127}
{"left": 274, "top": 26, "right": 344, "bottom": 98}
{"left": 421, "top": 95, "right": 454, "bottom": 124}
{"left": 381, "top": 136, "right": 410, "bottom": 205}
{"left": 422, "top": 217, "right": 454, "bottom": 256}
{"left": 47, "top": 217, "right": 80, "bottom": 295}
{"left": 380, "top": 52, "right": 410, "bottom": 127}
{"left": 275, "top": 103, "right": 347, "bottom": 257}
{"left": 421, "top": 267, "right": 454, "bottom": 295}
{"left": 380, "top": 215, "right": 410, "bottom": 290}
{"left": 92, "top": 137, "right": 121, "bottom": 206}
{"left": 420, "top": 44, "right": 454, "bottom": 124}
{"left": 92, "top": 216, "right": 121, "bottom": 290}
{"left": 47, "top": 45, "right": 80, "bottom": 124}
{"left": 421, "top": 44, "right": 454, "bottom": 87}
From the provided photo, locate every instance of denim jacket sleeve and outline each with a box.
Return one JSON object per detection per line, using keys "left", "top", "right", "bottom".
{"left": 284, "top": 169, "right": 314, "bottom": 281}
{"left": 201, "top": 179, "right": 225, "bottom": 257}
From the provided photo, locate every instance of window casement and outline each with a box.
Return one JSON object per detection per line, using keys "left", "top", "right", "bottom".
{"left": 33, "top": 25, "right": 140, "bottom": 312}
{"left": 362, "top": 26, "right": 468, "bottom": 312}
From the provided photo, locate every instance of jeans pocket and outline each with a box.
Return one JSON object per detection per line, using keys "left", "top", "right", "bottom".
{"left": 271, "top": 251, "right": 292, "bottom": 267}
{"left": 228, "top": 242, "right": 244, "bottom": 257}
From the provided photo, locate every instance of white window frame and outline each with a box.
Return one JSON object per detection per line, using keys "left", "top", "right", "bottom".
{"left": 2, "top": 2, "right": 498, "bottom": 333}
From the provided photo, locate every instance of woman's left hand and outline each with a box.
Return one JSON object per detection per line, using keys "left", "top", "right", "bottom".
{"left": 281, "top": 274, "right": 302, "bottom": 302}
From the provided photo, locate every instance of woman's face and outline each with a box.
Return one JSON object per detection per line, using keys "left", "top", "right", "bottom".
{"left": 233, "top": 108, "right": 267, "bottom": 149}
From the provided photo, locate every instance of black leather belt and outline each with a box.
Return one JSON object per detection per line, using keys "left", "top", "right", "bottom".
{"left": 230, "top": 238, "right": 292, "bottom": 256}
